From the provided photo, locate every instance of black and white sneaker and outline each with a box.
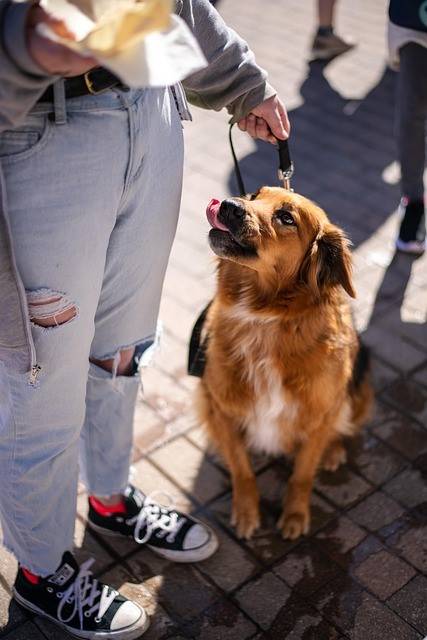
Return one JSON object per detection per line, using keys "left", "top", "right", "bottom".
{"left": 396, "top": 198, "right": 426, "bottom": 254}
{"left": 13, "top": 552, "right": 149, "bottom": 639}
{"left": 88, "top": 485, "right": 218, "bottom": 563}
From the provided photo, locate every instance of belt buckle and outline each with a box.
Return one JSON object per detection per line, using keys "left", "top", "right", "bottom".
{"left": 84, "top": 71, "right": 113, "bottom": 95}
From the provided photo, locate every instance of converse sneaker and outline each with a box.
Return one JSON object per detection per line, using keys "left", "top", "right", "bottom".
{"left": 311, "top": 32, "right": 355, "bottom": 60}
{"left": 88, "top": 485, "right": 218, "bottom": 563}
{"left": 13, "top": 551, "right": 149, "bottom": 639}
{"left": 396, "top": 198, "right": 426, "bottom": 255}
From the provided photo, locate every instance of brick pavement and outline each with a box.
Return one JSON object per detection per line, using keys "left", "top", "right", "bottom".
{"left": 1, "top": 0, "right": 427, "bottom": 638}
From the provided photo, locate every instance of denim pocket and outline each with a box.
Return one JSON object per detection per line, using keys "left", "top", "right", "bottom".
{"left": 0, "top": 115, "right": 52, "bottom": 164}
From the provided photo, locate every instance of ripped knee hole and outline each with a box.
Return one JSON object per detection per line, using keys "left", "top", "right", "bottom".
{"left": 26, "top": 289, "right": 78, "bottom": 328}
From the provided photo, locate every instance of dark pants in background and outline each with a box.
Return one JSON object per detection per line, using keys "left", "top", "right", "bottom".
{"left": 397, "top": 42, "right": 427, "bottom": 200}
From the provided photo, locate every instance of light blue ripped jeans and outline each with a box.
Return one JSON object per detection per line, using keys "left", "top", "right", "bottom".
{"left": 0, "top": 86, "right": 184, "bottom": 575}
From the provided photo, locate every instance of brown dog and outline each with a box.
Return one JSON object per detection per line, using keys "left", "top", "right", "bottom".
{"left": 196, "top": 187, "right": 372, "bottom": 540}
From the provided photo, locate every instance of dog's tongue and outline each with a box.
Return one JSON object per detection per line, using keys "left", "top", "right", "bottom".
{"left": 206, "top": 199, "right": 229, "bottom": 232}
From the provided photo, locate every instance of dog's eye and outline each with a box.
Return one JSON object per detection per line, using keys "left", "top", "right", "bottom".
{"left": 276, "top": 209, "right": 295, "bottom": 226}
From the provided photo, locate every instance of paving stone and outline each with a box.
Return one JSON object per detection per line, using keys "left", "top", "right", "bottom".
{"left": 256, "top": 461, "right": 293, "bottom": 512}
{"left": 310, "top": 573, "right": 421, "bottom": 640}
{"left": 131, "top": 457, "right": 194, "bottom": 513}
{"left": 235, "top": 572, "right": 291, "bottom": 631}
{"left": 369, "top": 357, "right": 399, "bottom": 393}
{"left": 314, "top": 516, "right": 367, "bottom": 569}
{"left": 31, "top": 617, "right": 76, "bottom": 640}
{"left": 142, "top": 610, "right": 187, "bottom": 640}
{"left": 2, "top": 621, "right": 47, "bottom": 639}
{"left": 126, "top": 551, "right": 221, "bottom": 624}
{"left": 353, "top": 549, "right": 415, "bottom": 600}
{"left": 159, "top": 295, "right": 200, "bottom": 346}
{"left": 381, "top": 379, "right": 427, "bottom": 425}
{"left": 384, "top": 511, "right": 427, "bottom": 574}
{"left": 347, "top": 434, "right": 406, "bottom": 485}
{"left": 185, "top": 598, "right": 256, "bottom": 640}
{"left": 387, "top": 575, "right": 427, "bottom": 635}
{"left": 348, "top": 491, "right": 404, "bottom": 532}
{"left": 1, "top": 2, "right": 426, "bottom": 639}
{"left": 345, "top": 533, "right": 385, "bottom": 568}
{"left": 132, "top": 401, "right": 168, "bottom": 456}
{"left": 414, "top": 364, "right": 427, "bottom": 389}
{"left": 153, "top": 332, "right": 192, "bottom": 383}
{"left": 185, "top": 427, "right": 213, "bottom": 455}
{"left": 0, "top": 584, "right": 27, "bottom": 638}
{"left": 315, "top": 466, "right": 372, "bottom": 509}
{"left": 142, "top": 368, "right": 192, "bottom": 424}
{"left": 373, "top": 411, "right": 427, "bottom": 460}
{"left": 149, "top": 437, "right": 229, "bottom": 506}
{"left": 362, "top": 324, "right": 427, "bottom": 373}
{"left": 195, "top": 524, "right": 261, "bottom": 593}
{"left": 383, "top": 467, "right": 427, "bottom": 508}
{"left": 267, "top": 599, "right": 342, "bottom": 640}
{"left": 257, "top": 464, "right": 335, "bottom": 533}
{"left": 0, "top": 546, "right": 17, "bottom": 586}
{"left": 365, "top": 398, "right": 398, "bottom": 429}
{"left": 274, "top": 541, "right": 341, "bottom": 597}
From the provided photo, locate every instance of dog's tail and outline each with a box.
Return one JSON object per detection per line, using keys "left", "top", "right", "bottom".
{"left": 349, "top": 340, "right": 373, "bottom": 427}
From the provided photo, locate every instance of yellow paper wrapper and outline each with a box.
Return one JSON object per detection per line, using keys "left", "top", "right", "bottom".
{"left": 38, "top": 0, "right": 207, "bottom": 87}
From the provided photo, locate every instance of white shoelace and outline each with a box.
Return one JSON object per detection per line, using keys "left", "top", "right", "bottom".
{"left": 126, "top": 491, "right": 186, "bottom": 545}
{"left": 57, "top": 558, "right": 117, "bottom": 630}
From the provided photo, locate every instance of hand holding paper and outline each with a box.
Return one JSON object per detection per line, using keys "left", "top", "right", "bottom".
{"left": 37, "top": 0, "right": 207, "bottom": 87}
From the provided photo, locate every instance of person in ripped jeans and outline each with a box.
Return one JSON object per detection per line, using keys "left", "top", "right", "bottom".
{"left": 0, "top": 1, "right": 289, "bottom": 638}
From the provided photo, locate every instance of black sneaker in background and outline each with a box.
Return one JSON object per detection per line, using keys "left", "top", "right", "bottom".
{"left": 13, "top": 551, "right": 149, "bottom": 639}
{"left": 88, "top": 484, "right": 218, "bottom": 563}
{"left": 396, "top": 198, "right": 426, "bottom": 254}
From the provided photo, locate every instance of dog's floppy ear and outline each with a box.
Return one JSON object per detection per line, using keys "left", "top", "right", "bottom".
{"left": 301, "top": 224, "right": 356, "bottom": 299}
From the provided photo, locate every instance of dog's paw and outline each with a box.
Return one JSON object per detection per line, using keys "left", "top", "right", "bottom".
{"left": 278, "top": 510, "right": 310, "bottom": 540}
{"left": 322, "top": 443, "right": 347, "bottom": 472}
{"left": 231, "top": 499, "right": 260, "bottom": 540}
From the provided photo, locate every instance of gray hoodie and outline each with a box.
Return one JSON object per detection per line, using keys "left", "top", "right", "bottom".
{"left": 0, "top": 0, "right": 276, "bottom": 375}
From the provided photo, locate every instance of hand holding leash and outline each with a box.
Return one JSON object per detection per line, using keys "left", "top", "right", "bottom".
{"left": 236, "top": 95, "right": 289, "bottom": 144}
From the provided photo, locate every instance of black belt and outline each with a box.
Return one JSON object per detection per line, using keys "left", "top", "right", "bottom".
{"left": 37, "top": 67, "right": 129, "bottom": 103}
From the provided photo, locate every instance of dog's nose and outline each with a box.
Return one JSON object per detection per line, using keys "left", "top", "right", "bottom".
{"left": 220, "top": 199, "right": 246, "bottom": 221}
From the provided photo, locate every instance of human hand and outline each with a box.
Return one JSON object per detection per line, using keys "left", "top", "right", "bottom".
{"left": 237, "top": 95, "right": 290, "bottom": 144}
{"left": 26, "top": 4, "right": 98, "bottom": 76}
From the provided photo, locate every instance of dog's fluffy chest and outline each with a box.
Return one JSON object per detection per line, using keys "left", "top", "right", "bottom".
{"left": 243, "top": 363, "right": 298, "bottom": 455}
{"left": 231, "top": 317, "right": 299, "bottom": 455}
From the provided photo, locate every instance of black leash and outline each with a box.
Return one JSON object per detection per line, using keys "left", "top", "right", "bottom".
{"left": 229, "top": 123, "right": 294, "bottom": 196}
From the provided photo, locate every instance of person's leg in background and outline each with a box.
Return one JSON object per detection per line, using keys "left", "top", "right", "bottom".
{"left": 395, "top": 42, "right": 427, "bottom": 254}
{"left": 311, "top": 0, "right": 355, "bottom": 60}
{"left": 80, "top": 86, "right": 218, "bottom": 562}
{"left": 0, "top": 89, "right": 151, "bottom": 638}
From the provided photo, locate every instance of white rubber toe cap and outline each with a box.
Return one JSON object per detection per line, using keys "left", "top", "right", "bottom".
{"left": 183, "top": 523, "right": 210, "bottom": 550}
{"left": 110, "top": 601, "right": 147, "bottom": 632}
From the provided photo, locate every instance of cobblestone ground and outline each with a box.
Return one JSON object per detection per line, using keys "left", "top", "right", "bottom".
{"left": 1, "top": 1, "right": 427, "bottom": 639}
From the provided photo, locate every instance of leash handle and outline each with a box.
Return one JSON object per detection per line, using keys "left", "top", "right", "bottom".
{"left": 229, "top": 123, "right": 293, "bottom": 196}
{"left": 277, "top": 138, "right": 294, "bottom": 190}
